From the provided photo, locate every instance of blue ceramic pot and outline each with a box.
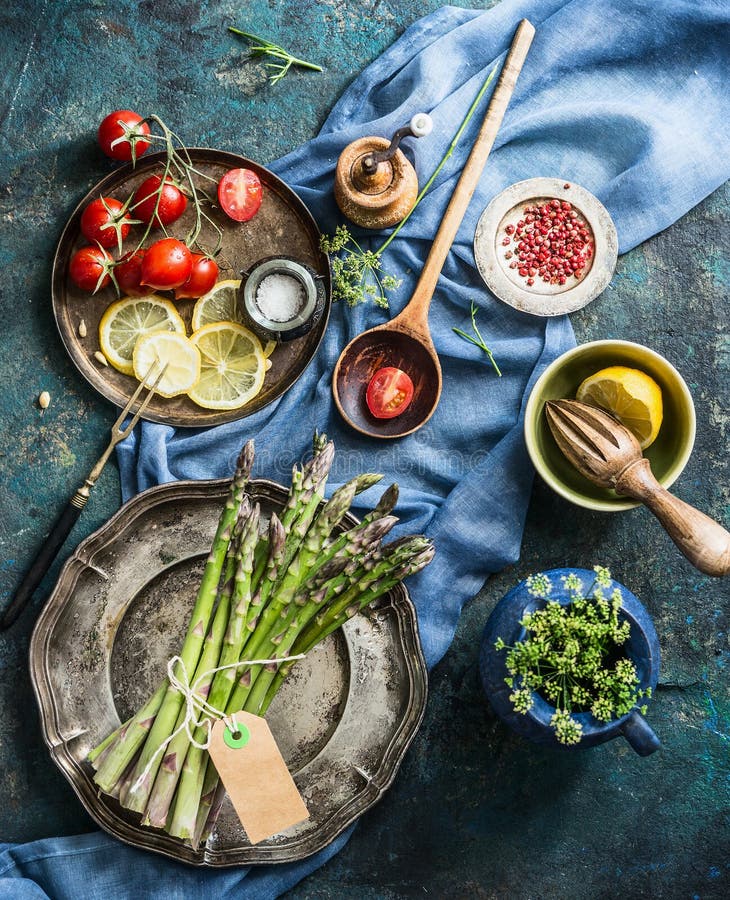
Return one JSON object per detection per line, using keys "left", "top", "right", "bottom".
{"left": 479, "top": 568, "right": 661, "bottom": 756}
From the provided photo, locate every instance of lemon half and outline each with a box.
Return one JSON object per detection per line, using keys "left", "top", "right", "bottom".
{"left": 99, "top": 295, "right": 185, "bottom": 376}
{"left": 132, "top": 332, "right": 201, "bottom": 398}
{"left": 187, "top": 322, "right": 265, "bottom": 411}
{"left": 576, "top": 365, "right": 663, "bottom": 449}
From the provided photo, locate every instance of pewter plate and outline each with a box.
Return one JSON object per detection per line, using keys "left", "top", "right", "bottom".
{"left": 474, "top": 177, "right": 618, "bottom": 316}
{"left": 29, "top": 478, "right": 427, "bottom": 866}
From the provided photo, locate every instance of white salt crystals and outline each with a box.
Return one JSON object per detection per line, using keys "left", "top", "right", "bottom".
{"left": 255, "top": 273, "right": 305, "bottom": 322}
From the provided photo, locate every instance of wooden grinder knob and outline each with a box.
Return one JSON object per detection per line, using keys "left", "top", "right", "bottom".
{"left": 334, "top": 136, "right": 419, "bottom": 230}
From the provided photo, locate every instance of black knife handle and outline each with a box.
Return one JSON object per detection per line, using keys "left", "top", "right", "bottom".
{"left": 1, "top": 494, "right": 86, "bottom": 630}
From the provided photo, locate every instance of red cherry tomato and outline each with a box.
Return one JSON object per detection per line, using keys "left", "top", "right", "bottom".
{"left": 114, "top": 249, "right": 154, "bottom": 297}
{"left": 69, "top": 245, "right": 113, "bottom": 293}
{"left": 97, "top": 110, "right": 151, "bottom": 161}
{"left": 133, "top": 174, "right": 188, "bottom": 227}
{"left": 217, "top": 168, "right": 263, "bottom": 222}
{"left": 140, "top": 238, "right": 193, "bottom": 290}
{"left": 174, "top": 254, "right": 220, "bottom": 300}
{"left": 80, "top": 197, "right": 132, "bottom": 249}
{"left": 366, "top": 367, "right": 414, "bottom": 419}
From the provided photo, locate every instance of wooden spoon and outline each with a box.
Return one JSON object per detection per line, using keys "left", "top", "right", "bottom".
{"left": 545, "top": 399, "right": 730, "bottom": 577}
{"left": 333, "top": 18, "right": 536, "bottom": 439}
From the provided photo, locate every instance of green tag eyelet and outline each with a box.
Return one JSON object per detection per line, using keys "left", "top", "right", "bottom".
{"left": 223, "top": 723, "right": 251, "bottom": 749}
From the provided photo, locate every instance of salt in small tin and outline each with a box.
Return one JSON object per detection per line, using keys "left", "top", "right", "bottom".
{"left": 239, "top": 256, "right": 327, "bottom": 343}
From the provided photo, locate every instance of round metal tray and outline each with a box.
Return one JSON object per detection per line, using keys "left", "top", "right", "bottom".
{"left": 29, "top": 478, "right": 427, "bottom": 866}
{"left": 52, "top": 149, "right": 331, "bottom": 427}
{"left": 474, "top": 177, "right": 618, "bottom": 316}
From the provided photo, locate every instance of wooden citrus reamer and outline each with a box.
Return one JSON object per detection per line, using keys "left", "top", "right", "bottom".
{"left": 546, "top": 399, "right": 730, "bottom": 577}
{"left": 333, "top": 19, "right": 536, "bottom": 439}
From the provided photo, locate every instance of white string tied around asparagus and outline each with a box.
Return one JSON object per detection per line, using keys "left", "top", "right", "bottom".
{"left": 129, "top": 652, "right": 305, "bottom": 796}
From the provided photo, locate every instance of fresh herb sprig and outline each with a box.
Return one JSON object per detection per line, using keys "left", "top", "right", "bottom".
{"left": 319, "top": 61, "right": 499, "bottom": 309}
{"left": 320, "top": 225, "right": 401, "bottom": 309}
{"left": 229, "top": 28, "right": 323, "bottom": 85}
{"left": 495, "top": 567, "right": 652, "bottom": 746}
{"left": 452, "top": 300, "right": 501, "bottom": 376}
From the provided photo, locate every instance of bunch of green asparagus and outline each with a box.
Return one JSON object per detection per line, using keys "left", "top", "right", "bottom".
{"left": 87, "top": 434, "right": 434, "bottom": 847}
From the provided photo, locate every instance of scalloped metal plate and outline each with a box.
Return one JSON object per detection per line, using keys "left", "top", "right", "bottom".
{"left": 29, "top": 478, "right": 427, "bottom": 866}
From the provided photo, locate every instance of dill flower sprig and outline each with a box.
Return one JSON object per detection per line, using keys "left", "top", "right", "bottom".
{"left": 319, "top": 226, "right": 401, "bottom": 309}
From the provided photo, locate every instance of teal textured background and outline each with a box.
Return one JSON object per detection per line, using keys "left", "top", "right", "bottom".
{"left": 0, "top": 1, "right": 727, "bottom": 896}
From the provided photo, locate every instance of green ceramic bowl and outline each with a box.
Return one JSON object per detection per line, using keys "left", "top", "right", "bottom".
{"left": 524, "top": 340, "right": 696, "bottom": 511}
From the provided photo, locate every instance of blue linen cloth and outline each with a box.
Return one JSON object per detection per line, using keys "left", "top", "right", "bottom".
{"left": 3, "top": 0, "right": 729, "bottom": 896}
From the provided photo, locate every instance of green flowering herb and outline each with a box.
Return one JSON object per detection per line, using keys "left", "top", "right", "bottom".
{"left": 319, "top": 226, "right": 401, "bottom": 309}
{"left": 496, "top": 566, "right": 652, "bottom": 746}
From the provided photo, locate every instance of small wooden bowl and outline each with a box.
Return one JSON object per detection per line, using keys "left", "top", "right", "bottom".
{"left": 474, "top": 177, "right": 618, "bottom": 316}
{"left": 333, "top": 329, "right": 440, "bottom": 439}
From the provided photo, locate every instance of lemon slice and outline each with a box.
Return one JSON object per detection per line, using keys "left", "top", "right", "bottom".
{"left": 191, "top": 279, "right": 242, "bottom": 331}
{"left": 99, "top": 295, "right": 185, "bottom": 375}
{"left": 262, "top": 340, "right": 276, "bottom": 358}
{"left": 576, "top": 365, "right": 663, "bottom": 449}
{"left": 188, "top": 322, "right": 266, "bottom": 410}
{"left": 132, "top": 332, "right": 201, "bottom": 398}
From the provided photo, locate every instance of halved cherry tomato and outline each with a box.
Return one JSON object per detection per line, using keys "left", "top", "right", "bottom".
{"left": 218, "top": 168, "right": 263, "bottom": 222}
{"left": 366, "top": 367, "right": 414, "bottom": 419}
{"left": 98, "top": 110, "right": 151, "bottom": 161}
{"left": 69, "top": 245, "right": 113, "bottom": 293}
{"left": 140, "top": 238, "right": 192, "bottom": 290}
{"left": 80, "top": 197, "right": 132, "bottom": 249}
{"left": 174, "top": 254, "right": 219, "bottom": 300}
{"left": 133, "top": 174, "right": 187, "bottom": 227}
{"left": 114, "top": 249, "right": 154, "bottom": 297}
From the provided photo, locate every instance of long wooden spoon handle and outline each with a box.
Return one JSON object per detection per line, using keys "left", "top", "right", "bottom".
{"left": 402, "top": 18, "right": 535, "bottom": 324}
{"left": 616, "top": 458, "right": 730, "bottom": 577}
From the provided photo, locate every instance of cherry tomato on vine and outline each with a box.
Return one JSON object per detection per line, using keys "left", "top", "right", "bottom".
{"left": 174, "top": 254, "right": 220, "bottom": 300}
{"left": 80, "top": 197, "right": 132, "bottom": 249}
{"left": 366, "top": 367, "right": 414, "bottom": 419}
{"left": 133, "top": 174, "right": 188, "bottom": 227}
{"left": 97, "top": 110, "right": 151, "bottom": 162}
{"left": 217, "top": 168, "right": 263, "bottom": 222}
{"left": 140, "top": 238, "right": 193, "bottom": 290}
{"left": 69, "top": 245, "right": 113, "bottom": 293}
{"left": 115, "top": 249, "right": 154, "bottom": 297}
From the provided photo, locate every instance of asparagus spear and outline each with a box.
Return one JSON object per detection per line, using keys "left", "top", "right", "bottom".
{"left": 260, "top": 545, "right": 435, "bottom": 714}
{"left": 87, "top": 722, "right": 123, "bottom": 767}
{"left": 237, "top": 474, "right": 366, "bottom": 669}
{"left": 242, "top": 537, "right": 433, "bottom": 715}
{"left": 166, "top": 508, "right": 282, "bottom": 839}
{"left": 189, "top": 531, "right": 433, "bottom": 842}
{"left": 93, "top": 681, "right": 168, "bottom": 793}
{"left": 175, "top": 454, "right": 364, "bottom": 841}
{"left": 122, "top": 442, "right": 254, "bottom": 813}
{"left": 167, "top": 448, "right": 338, "bottom": 841}
{"left": 142, "top": 500, "right": 259, "bottom": 827}
{"left": 226, "top": 512, "right": 398, "bottom": 716}
{"left": 191, "top": 757, "right": 223, "bottom": 848}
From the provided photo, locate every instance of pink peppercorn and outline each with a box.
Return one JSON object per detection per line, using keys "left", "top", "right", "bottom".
{"left": 502, "top": 196, "right": 593, "bottom": 289}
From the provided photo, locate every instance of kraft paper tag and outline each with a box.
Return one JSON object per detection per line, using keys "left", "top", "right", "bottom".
{"left": 208, "top": 712, "right": 309, "bottom": 844}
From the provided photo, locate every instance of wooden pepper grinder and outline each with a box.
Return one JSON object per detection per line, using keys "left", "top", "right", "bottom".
{"left": 334, "top": 113, "right": 433, "bottom": 229}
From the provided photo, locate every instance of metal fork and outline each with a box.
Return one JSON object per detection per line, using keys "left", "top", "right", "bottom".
{"left": 1, "top": 363, "right": 168, "bottom": 630}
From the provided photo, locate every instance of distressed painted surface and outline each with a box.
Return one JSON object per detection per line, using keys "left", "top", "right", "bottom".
{"left": 0, "top": 0, "right": 727, "bottom": 897}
